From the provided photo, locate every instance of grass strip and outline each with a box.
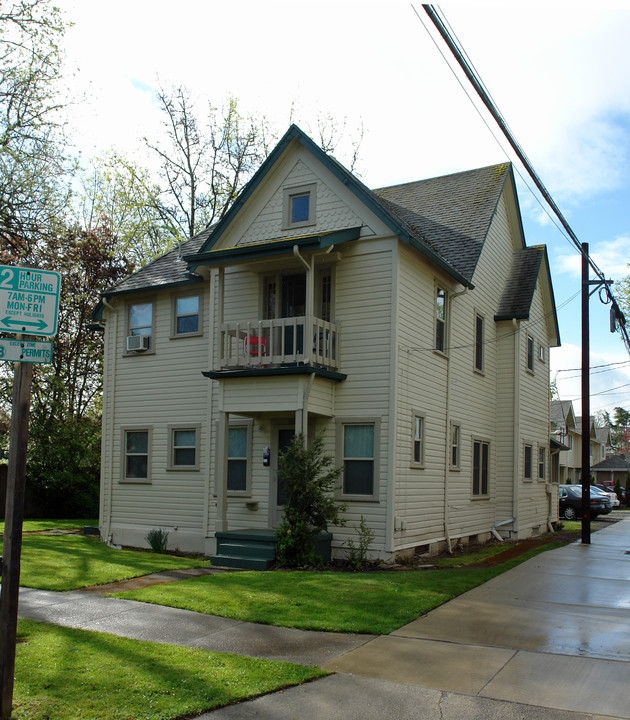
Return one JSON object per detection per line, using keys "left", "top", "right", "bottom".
{"left": 12, "top": 619, "right": 324, "bottom": 720}
{"left": 112, "top": 543, "right": 563, "bottom": 635}
{"left": 19, "top": 535, "right": 204, "bottom": 591}
{"left": 0, "top": 518, "right": 97, "bottom": 534}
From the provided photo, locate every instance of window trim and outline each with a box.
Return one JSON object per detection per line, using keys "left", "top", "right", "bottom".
{"left": 526, "top": 335, "right": 534, "bottom": 373}
{"left": 167, "top": 424, "right": 200, "bottom": 471}
{"left": 121, "top": 426, "right": 153, "bottom": 483}
{"left": 538, "top": 342, "right": 545, "bottom": 363}
{"left": 336, "top": 417, "right": 380, "bottom": 501}
{"left": 227, "top": 419, "right": 253, "bottom": 497}
{"left": 524, "top": 443, "right": 533, "bottom": 481}
{"left": 411, "top": 412, "right": 426, "bottom": 468}
{"left": 171, "top": 291, "right": 203, "bottom": 339}
{"left": 126, "top": 297, "right": 156, "bottom": 355}
{"left": 434, "top": 285, "right": 448, "bottom": 355}
{"left": 474, "top": 312, "right": 484, "bottom": 373}
{"left": 472, "top": 438, "right": 490, "bottom": 497}
{"left": 450, "top": 422, "right": 461, "bottom": 470}
{"left": 282, "top": 183, "right": 317, "bottom": 230}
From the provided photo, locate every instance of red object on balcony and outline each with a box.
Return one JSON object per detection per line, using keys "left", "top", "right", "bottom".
{"left": 244, "top": 335, "right": 267, "bottom": 356}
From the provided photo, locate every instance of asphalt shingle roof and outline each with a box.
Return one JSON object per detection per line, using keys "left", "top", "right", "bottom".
{"left": 592, "top": 453, "right": 630, "bottom": 471}
{"left": 104, "top": 231, "right": 211, "bottom": 296}
{"left": 103, "top": 160, "right": 513, "bottom": 297}
{"left": 494, "top": 246, "right": 544, "bottom": 321}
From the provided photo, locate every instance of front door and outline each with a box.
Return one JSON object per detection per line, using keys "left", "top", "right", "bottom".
{"left": 272, "top": 426, "right": 295, "bottom": 526}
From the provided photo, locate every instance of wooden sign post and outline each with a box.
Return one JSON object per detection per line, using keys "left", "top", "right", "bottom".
{"left": 0, "top": 360, "right": 33, "bottom": 719}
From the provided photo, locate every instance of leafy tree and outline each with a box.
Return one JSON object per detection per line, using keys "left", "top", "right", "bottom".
{"left": 0, "top": 222, "right": 133, "bottom": 516}
{"left": 275, "top": 433, "right": 345, "bottom": 567}
{"left": 0, "top": 0, "right": 71, "bottom": 261}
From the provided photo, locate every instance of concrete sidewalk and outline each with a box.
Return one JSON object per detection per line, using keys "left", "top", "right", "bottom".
{"left": 17, "top": 517, "right": 630, "bottom": 719}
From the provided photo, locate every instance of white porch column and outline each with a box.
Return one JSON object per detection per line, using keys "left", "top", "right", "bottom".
{"left": 215, "top": 411, "right": 229, "bottom": 532}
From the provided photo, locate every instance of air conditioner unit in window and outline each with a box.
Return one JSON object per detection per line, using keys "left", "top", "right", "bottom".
{"left": 126, "top": 335, "right": 150, "bottom": 352}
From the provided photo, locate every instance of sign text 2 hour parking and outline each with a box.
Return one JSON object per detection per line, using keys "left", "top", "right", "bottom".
{"left": 0, "top": 265, "right": 61, "bottom": 337}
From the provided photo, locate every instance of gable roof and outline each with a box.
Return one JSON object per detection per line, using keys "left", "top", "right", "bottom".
{"left": 592, "top": 453, "right": 630, "bottom": 471}
{"left": 550, "top": 400, "right": 576, "bottom": 427}
{"left": 186, "top": 124, "right": 514, "bottom": 288}
{"left": 373, "top": 163, "right": 511, "bottom": 282}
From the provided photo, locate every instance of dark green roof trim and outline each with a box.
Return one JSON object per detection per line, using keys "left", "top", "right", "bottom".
{"left": 186, "top": 227, "right": 361, "bottom": 269}
{"left": 191, "top": 124, "right": 472, "bottom": 288}
{"left": 550, "top": 437, "right": 569, "bottom": 451}
{"left": 202, "top": 365, "right": 347, "bottom": 382}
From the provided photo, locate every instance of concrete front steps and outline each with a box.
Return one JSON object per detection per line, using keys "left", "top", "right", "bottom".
{"left": 211, "top": 528, "right": 332, "bottom": 570}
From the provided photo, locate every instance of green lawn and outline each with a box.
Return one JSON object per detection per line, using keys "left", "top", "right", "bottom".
{"left": 0, "top": 518, "right": 97, "bottom": 534}
{"left": 18, "top": 535, "right": 204, "bottom": 590}
{"left": 112, "top": 543, "right": 563, "bottom": 635}
{"left": 12, "top": 619, "right": 325, "bottom": 720}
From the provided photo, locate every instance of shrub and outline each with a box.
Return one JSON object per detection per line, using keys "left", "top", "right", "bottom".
{"left": 146, "top": 528, "right": 169, "bottom": 553}
{"left": 345, "top": 515, "right": 375, "bottom": 570}
{"left": 274, "top": 433, "right": 345, "bottom": 567}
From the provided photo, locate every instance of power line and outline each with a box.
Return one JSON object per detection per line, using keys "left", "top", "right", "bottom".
{"left": 415, "top": 4, "right": 630, "bottom": 356}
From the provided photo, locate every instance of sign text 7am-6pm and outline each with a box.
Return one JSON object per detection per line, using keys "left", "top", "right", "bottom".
{"left": 0, "top": 265, "right": 61, "bottom": 337}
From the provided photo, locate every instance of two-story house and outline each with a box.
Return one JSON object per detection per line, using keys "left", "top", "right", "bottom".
{"left": 94, "top": 125, "right": 561, "bottom": 565}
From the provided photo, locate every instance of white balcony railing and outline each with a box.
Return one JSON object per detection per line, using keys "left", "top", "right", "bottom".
{"left": 219, "top": 316, "right": 339, "bottom": 370}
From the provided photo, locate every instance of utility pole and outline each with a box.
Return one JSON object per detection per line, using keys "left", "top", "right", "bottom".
{"left": 581, "top": 245, "right": 591, "bottom": 544}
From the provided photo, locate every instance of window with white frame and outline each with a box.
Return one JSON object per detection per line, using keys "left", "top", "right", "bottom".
{"left": 172, "top": 294, "right": 201, "bottom": 337}
{"left": 524, "top": 444, "right": 533, "bottom": 480}
{"left": 339, "top": 420, "right": 378, "bottom": 498}
{"left": 538, "top": 446, "right": 546, "bottom": 480}
{"left": 123, "top": 428, "right": 152, "bottom": 481}
{"left": 450, "top": 423, "right": 460, "bottom": 469}
{"left": 474, "top": 314, "right": 484, "bottom": 372}
{"left": 168, "top": 426, "right": 199, "bottom": 470}
{"left": 283, "top": 183, "right": 317, "bottom": 229}
{"left": 128, "top": 301, "right": 153, "bottom": 350}
{"left": 412, "top": 414, "right": 425, "bottom": 466}
{"left": 435, "top": 287, "right": 447, "bottom": 353}
{"left": 227, "top": 424, "right": 251, "bottom": 494}
{"left": 472, "top": 439, "right": 489, "bottom": 496}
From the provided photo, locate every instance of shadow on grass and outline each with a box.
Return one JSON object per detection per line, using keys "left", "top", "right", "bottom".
{"left": 14, "top": 619, "right": 323, "bottom": 720}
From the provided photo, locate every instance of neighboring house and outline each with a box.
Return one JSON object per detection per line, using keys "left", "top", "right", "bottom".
{"left": 550, "top": 400, "right": 608, "bottom": 483}
{"left": 591, "top": 453, "right": 630, "bottom": 488}
{"left": 94, "top": 125, "right": 561, "bottom": 564}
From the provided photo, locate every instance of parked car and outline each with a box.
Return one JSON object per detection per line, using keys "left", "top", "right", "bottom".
{"left": 559, "top": 484, "right": 612, "bottom": 520}
{"left": 594, "top": 483, "right": 620, "bottom": 508}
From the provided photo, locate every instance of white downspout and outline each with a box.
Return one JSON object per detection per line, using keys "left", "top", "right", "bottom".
{"left": 100, "top": 297, "right": 117, "bottom": 544}
{"left": 443, "top": 287, "right": 468, "bottom": 553}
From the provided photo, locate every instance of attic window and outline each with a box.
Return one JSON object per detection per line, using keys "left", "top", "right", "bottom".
{"left": 283, "top": 183, "right": 316, "bottom": 229}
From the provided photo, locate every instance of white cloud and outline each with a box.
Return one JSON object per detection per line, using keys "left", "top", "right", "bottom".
{"left": 555, "top": 235, "right": 630, "bottom": 280}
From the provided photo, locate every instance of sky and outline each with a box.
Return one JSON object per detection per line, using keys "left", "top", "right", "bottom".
{"left": 55, "top": 0, "right": 630, "bottom": 418}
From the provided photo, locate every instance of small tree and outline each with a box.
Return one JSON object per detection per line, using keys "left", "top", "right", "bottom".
{"left": 275, "top": 433, "right": 345, "bottom": 567}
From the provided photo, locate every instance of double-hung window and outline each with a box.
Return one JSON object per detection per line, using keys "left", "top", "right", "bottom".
{"left": 524, "top": 444, "right": 533, "bottom": 480}
{"left": 123, "top": 428, "right": 152, "bottom": 482}
{"left": 526, "top": 335, "right": 534, "bottom": 372}
{"left": 472, "top": 439, "right": 489, "bottom": 496}
{"left": 227, "top": 424, "right": 251, "bottom": 494}
{"left": 339, "top": 420, "right": 378, "bottom": 498}
{"left": 128, "top": 301, "right": 153, "bottom": 350}
{"left": 173, "top": 294, "right": 201, "bottom": 336}
{"left": 168, "top": 426, "right": 199, "bottom": 470}
{"left": 435, "top": 287, "right": 447, "bottom": 353}
{"left": 450, "top": 424, "right": 460, "bottom": 469}
{"left": 474, "top": 314, "right": 484, "bottom": 372}
{"left": 412, "top": 414, "right": 425, "bottom": 466}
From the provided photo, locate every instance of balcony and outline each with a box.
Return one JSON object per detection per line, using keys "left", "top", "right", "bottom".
{"left": 219, "top": 316, "right": 339, "bottom": 370}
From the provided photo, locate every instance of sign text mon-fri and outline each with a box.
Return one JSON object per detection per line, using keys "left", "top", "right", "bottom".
{"left": 0, "top": 265, "right": 61, "bottom": 337}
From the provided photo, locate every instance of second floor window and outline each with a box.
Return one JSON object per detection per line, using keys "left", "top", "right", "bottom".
{"left": 474, "top": 314, "right": 484, "bottom": 371}
{"left": 436, "top": 287, "right": 447, "bottom": 353}
{"left": 527, "top": 335, "right": 534, "bottom": 372}
{"left": 128, "top": 301, "right": 153, "bottom": 351}
{"left": 174, "top": 295, "right": 200, "bottom": 335}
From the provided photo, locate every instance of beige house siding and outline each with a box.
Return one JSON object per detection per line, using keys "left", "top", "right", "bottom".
{"left": 100, "top": 289, "right": 211, "bottom": 552}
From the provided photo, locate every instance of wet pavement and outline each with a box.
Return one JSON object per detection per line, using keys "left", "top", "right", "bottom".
{"left": 16, "top": 516, "right": 630, "bottom": 719}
